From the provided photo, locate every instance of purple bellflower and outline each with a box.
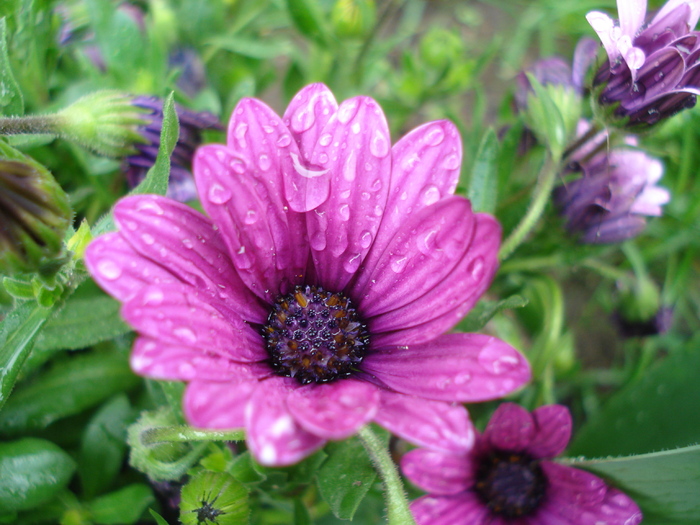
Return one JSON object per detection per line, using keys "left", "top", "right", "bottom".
{"left": 402, "top": 403, "right": 643, "bottom": 525}
{"left": 587, "top": 0, "right": 700, "bottom": 127}
{"left": 125, "top": 96, "right": 221, "bottom": 202}
{"left": 555, "top": 121, "right": 670, "bottom": 244}
{"left": 86, "top": 84, "right": 531, "bottom": 466}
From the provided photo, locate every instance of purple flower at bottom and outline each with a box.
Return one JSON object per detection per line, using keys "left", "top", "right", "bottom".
{"left": 125, "top": 96, "right": 222, "bottom": 202}
{"left": 587, "top": 0, "right": 700, "bottom": 127}
{"left": 86, "top": 84, "right": 531, "bottom": 466}
{"left": 402, "top": 403, "right": 642, "bottom": 525}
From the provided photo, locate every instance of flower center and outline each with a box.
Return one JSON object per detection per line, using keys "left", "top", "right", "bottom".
{"left": 263, "top": 285, "right": 369, "bottom": 385}
{"left": 474, "top": 450, "right": 547, "bottom": 518}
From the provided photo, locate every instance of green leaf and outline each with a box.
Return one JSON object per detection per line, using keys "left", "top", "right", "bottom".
{"left": 132, "top": 92, "right": 178, "bottom": 196}
{"left": 33, "top": 295, "right": 130, "bottom": 353}
{"left": 0, "top": 17, "right": 24, "bottom": 115}
{"left": 316, "top": 436, "right": 380, "bottom": 520}
{"left": 456, "top": 294, "right": 528, "bottom": 333}
{"left": 467, "top": 128, "right": 499, "bottom": 214}
{"left": 286, "top": 0, "right": 330, "bottom": 45}
{"left": 229, "top": 452, "right": 266, "bottom": 485}
{"left": 207, "top": 35, "right": 293, "bottom": 59}
{"left": 149, "top": 509, "right": 170, "bottom": 525}
{"left": 569, "top": 445, "right": 700, "bottom": 524}
{"left": 0, "top": 301, "right": 54, "bottom": 411}
{"left": 0, "top": 351, "right": 139, "bottom": 437}
{"left": 88, "top": 484, "right": 155, "bottom": 525}
{"left": 0, "top": 438, "right": 76, "bottom": 512}
{"left": 570, "top": 336, "right": 700, "bottom": 457}
{"left": 79, "top": 395, "right": 134, "bottom": 499}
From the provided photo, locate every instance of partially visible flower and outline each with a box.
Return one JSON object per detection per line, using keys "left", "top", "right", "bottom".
{"left": 169, "top": 48, "right": 207, "bottom": 98}
{"left": 86, "top": 83, "right": 531, "bottom": 467}
{"left": 587, "top": 0, "right": 700, "bottom": 128}
{"left": 0, "top": 150, "right": 72, "bottom": 274}
{"left": 124, "top": 96, "right": 221, "bottom": 202}
{"left": 402, "top": 403, "right": 643, "bottom": 525}
{"left": 554, "top": 121, "right": 670, "bottom": 244}
{"left": 615, "top": 305, "right": 674, "bottom": 337}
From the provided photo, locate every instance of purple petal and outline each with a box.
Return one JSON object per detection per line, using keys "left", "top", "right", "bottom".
{"left": 573, "top": 38, "right": 603, "bottom": 91}
{"left": 131, "top": 336, "right": 272, "bottom": 382}
{"left": 112, "top": 195, "right": 267, "bottom": 322}
{"left": 587, "top": 11, "right": 620, "bottom": 63}
{"left": 632, "top": 48, "right": 685, "bottom": 104}
{"left": 410, "top": 494, "right": 491, "bottom": 525}
{"left": 363, "top": 334, "right": 530, "bottom": 403}
{"left": 618, "top": 0, "right": 647, "bottom": 41}
{"left": 649, "top": 0, "right": 698, "bottom": 36}
{"left": 372, "top": 390, "right": 474, "bottom": 452}
{"left": 528, "top": 405, "right": 572, "bottom": 459}
{"left": 482, "top": 403, "right": 536, "bottom": 452}
{"left": 194, "top": 143, "right": 306, "bottom": 302}
{"left": 351, "top": 196, "right": 475, "bottom": 318}
{"left": 183, "top": 379, "right": 258, "bottom": 429}
{"left": 401, "top": 448, "right": 475, "bottom": 496}
{"left": 285, "top": 379, "right": 379, "bottom": 439}
{"left": 306, "top": 95, "right": 392, "bottom": 292}
{"left": 245, "top": 377, "right": 326, "bottom": 466}
{"left": 541, "top": 461, "right": 607, "bottom": 508}
{"left": 121, "top": 284, "right": 266, "bottom": 362}
{"left": 86, "top": 232, "right": 180, "bottom": 302}
{"left": 367, "top": 214, "right": 500, "bottom": 344}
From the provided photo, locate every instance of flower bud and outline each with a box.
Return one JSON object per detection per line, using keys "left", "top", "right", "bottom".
{"left": 180, "top": 471, "right": 249, "bottom": 525}
{"left": 0, "top": 148, "right": 72, "bottom": 275}
{"left": 331, "top": 0, "right": 376, "bottom": 39}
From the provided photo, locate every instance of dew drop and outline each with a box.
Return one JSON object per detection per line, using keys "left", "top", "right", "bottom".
{"left": 244, "top": 210, "right": 258, "bottom": 225}
{"left": 182, "top": 238, "right": 194, "bottom": 249}
{"left": 230, "top": 158, "right": 246, "bottom": 174}
{"left": 478, "top": 340, "right": 521, "bottom": 375}
{"left": 310, "top": 231, "right": 327, "bottom": 250}
{"left": 416, "top": 229, "right": 438, "bottom": 255}
{"left": 143, "top": 288, "right": 164, "bottom": 306}
{"left": 370, "top": 130, "right": 390, "bottom": 158}
{"left": 339, "top": 204, "right": 351, "bottom": 221}
{"left": 319, "top": 133, "right": 333, "bottom": 146}
{"left": 97, "top": 260, "right": 122, "bottom": 280}
{"left": 258, "top": 154, "right": 271, "bottom": 171}
{"left": 390, "top": 255, "right": 408, "bottom": 273}
{"left": 291, "top": 100, "right": 316, "bottom": 133}
{"left": 351, "top": 122, "right": 361, "bottom": 134}
{"left": 424, "top": 125, "right": 445, "bottom": 146}
{"left": 442, "top": 153, "right": 460, "bottom": 170}
{"left": 262, "top": 125, "right": 274, "bottom": 134}
{"left": 125, "top": 221, "right": 138, "bottom": 231}
{"left": 343, "top": 151, "right": 357, "bottom": 181}
{"left": 141, "top": 233, "right": 155, "bottom": 245}
{"left": 401, "top": 153, "right": 420, "bottom": 172}
{"left": 361, "top": 192, "right": 371, "bottom": 201}
{"left": 421, "top": 185, "right": 441, "bottom": 206}
{"left": 234, "top": 122, "right": 248, "bottom": 148}
{"left": 340, "top": 189, "right": 351, "bottom": 199}
{"left": 343, "top": 253, "right": 362, "bottom": 273}
{"left": 208, "top": 183, "right": 232, "bottom": 204}
{"left": 337, "top": 100, "right": 359, "bottom": 124}
{"left": 371, "top": 179, "right": 383, "bottom": 191}
{"left": 174, "top": 326, "right": 197, "bottom": 344}
{"left": 276, "top": 134, "right": 292, "bottom": 147}
{"left": 318, "top": 153, "right": 329, "bottom": 164}
{"left": 374, "top": 205, "right": 383, "bottom": 217}
{"left": 136, "top": 200, "right": 164, "bottom": 215}
{"left": 360, "top": 230, "right": 373, "bottom": 248}
{"left": 467, "top": 257, "right": 484, "bottom": 280}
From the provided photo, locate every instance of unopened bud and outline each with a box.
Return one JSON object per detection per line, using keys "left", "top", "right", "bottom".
{"left": 180, "top": 471, "right": 249, "bottom": 525}
{"left": 331, "top": 0, "right": 376, "bottom": 39}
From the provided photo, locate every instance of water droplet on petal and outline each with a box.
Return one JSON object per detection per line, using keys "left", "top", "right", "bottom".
{"left": 360, "top": 230, "right": 373, "bottom": 248}
{"left": 374, "top": 205, "right": 383, "bottom": 217}
{"left": 319, "top": 133, "right": 332, "bottom": 146}
{"left": 174, "top": 326, "right": 197, "bottom": 344}
{"left": 372, "top": 179, "right": 382, "bottom": 191}
{"left": 318, "top": 153, "right": 329, "bottom": 165}
{"left": 230, "top": 158, "right": 246, "bottom": 174}
{"left": 337, "top": 100, "right": 359, "bottom": 124}
{"left": 208, "top": 183, "right": 232, "bottom": 204}
{"left": 182, "top": 238, "right": 193, "bottom": 249}
{"left": 276, "top": 134, "right": 291, "bottom": 147}
{"left": 234, "top": 122, "right": 248, "bottom": 148}
{"left": 258, "top": 154, "right": 272, "bottom": 171}
{"left": 390, "top": 255, "right": 408, "bottom": 273}
{"left": 143, "top": 288, "right": 164, "bottom": 305}
{"left": 401, "top": 153, "right": 420, "bottom": 172}
{"left": 141, "top": 233, "right": 155, "bottom": 245}
{"left": 339, "top": 204, "right": 350, "bottom": 221}
{"left": 125, "top": 221, "right": 138, "bottom": 231}
{"left": 424, "top": 125, "right": 445, "bottom": 146}
{"left": 244, "top": 210, "right": 258, "bottom": 225}
{"left": 310, "top": 231, "right": 327, "bottom": 250}
{"left": 262, "top": 125, "right": 274, "bottom": 134}
{"left": 478, "top": 340, "right": 521, "bottom": 375}
{"left": 421, "top": 185, "right": 441, "bottom": 206}
{"left": 343, "top": 253, "right": 362, "bottom": 273}
{"left": 136, "top": 200, "right": 164, "bottom": 215}
{"left": 442, "top": 153, "right": 460, "bottom": 170}
{"left": 361, "top": 192, "right": 371, "bottom": 201}
{"left": 416, "top": 229, "right": 438, "bottom": 255}
{"left": 370, "top": 130, "right": 390, "bottom": 158}
{"left": 343, "top": 151, "right": 357, "bottom": 181}
{"left": 97, "top": 260, "right": 122, "bottom": 280}
{"left": 467, "top": 257, "right": 485, "bottom": 281}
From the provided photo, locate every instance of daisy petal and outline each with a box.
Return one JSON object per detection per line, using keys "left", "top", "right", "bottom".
{"left": 410, "top": 494, "right": 491, "bottom": 525}
{"left": 184, "top": 379, "right": 257, "bottom": 430}
{"left": 363, "top": 334, "right": 531, "bottom": 403}
{"left": 286, "top": 379, "right": 379, "bottom": 439}
{"left": 351, "top": 196, "right": 475, "bottom": 318}
{"left": 482, "top": 402, "right": 536, "bottom": 452}
{"left": 246, "top": 378, "right": 326, "bottom": 466}
{"left": 528, "top": 405, "right": 572, "bottom": 458}
{"left": 131, "top": 336, "right": 272, "bottom": 382}
{"left": 307, "top": 95, "right": 392, "bottom": 291}
{"left": 541, "top": 461, "right": 607, "bottom": 508}
{"left": 372, "top": 391, "right": 474, "bottom": 452}
{"left": 113, "top": 194, "right": 267, "bottom": 322}
{"left": 401, "top": 448, "right": 474, "bottom": 495}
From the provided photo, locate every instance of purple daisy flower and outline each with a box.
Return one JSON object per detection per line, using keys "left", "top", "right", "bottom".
{"left": 85, "top": 83, "right": 531, "bottom": 466}
{"left": 555, "top": 121, "right": 670, "bottom": 244}
{"left": 587, "top": 0, "right": 700, "bottom": 127}
{"left": 402, "top": 403, "right": 643, "bottom": 525}
{"left": 125, "top": 96, "right": 222, "bottom": 203}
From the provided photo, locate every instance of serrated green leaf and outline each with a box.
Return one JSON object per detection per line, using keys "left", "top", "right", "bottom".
{"left": 468, "top": 128, "right": 499, "bottom": 214}
{"left": 569, "top": 445, "right": 700, "bottom": 524}
{"left": 79, "top": 395, "right": 134, "bottom": 499}
{"left": 0, "top": 351, "right": 139, "bottom": 436}
{"left": 132, "top": 92, "right": 178, "bottom": 196}
{"left": 316, "top": 436, "right": 379, "bottom": 520}
{"left": 0, "top": 301, "right": 54, "bottom": 411}
{"left": 570, "top": 336, "right": 700, "bottom": 457}
{"left": 0, "top": 438, "right": 75, "bottom": 512}
{"left": 88, "top": 484, "right": 155, "bottom": 525}
{"left": 456, "top": 294, "right": 528, "bottom": 333}
{"left": 0, "top": 17, "right": 24, "bottom": 115}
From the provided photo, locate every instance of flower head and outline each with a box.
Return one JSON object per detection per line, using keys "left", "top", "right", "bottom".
{"left": 587, "top": 0, "right": 700, "bottom": 128}
{"left": 86, "top": 84, "right": 531, "bottom": 466}
{"left": 124, "top": 96, "right": 222, "bottom": 202}
{"left": 554, "top": 121, "right": 670, "bottom": 244}
{"left": 402, "top": 403, "right": 643, "bottom": 525}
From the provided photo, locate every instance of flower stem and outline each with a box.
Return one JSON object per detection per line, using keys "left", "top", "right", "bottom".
{"left": 0, "top": 115, "right": 60, "bottom": 135}
{"left": 499, "top": 154, "right": 560, "bottom": 261}
{"left": 141, "top": 425, "right": 245, "bottom": 445}
{"left": 357, "top": 425, "right": 416, "bottom": 525}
